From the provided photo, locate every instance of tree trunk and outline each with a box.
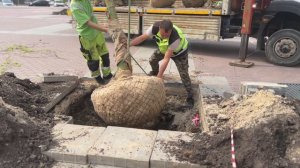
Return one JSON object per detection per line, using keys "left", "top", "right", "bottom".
{"left": 105, "top": 0, "right": 132, "bottom": 78}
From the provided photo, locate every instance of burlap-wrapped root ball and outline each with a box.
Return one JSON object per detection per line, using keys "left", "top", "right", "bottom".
{"left": 150, "top": 0, "right": 176, "bottom": 8}
{"left": 91, "top": 75, "right": 166, "bottom": 128}
{"left": 182, "top": 0, "right": 205, "bottom": 7}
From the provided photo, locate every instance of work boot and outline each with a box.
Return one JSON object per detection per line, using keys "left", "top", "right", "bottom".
{"left": 148, "top": 71, "right": 158, "bottom": 76}
{"left": 186, "top": 93, "right": 194, "bottom": 107}
{"left": 95, "top": 76, "right": 105, "bottom": 85}
{"left": 103, "top": 73, "right": 113, "bottom": 81}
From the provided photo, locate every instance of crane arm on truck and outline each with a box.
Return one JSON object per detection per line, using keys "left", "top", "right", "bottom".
{"left": 229, "top": 0, "right": 256, "bottom": 68}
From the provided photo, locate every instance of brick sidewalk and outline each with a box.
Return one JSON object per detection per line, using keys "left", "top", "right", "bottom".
{"left": 1, "top": 7, "right": 300, "bottom": 93}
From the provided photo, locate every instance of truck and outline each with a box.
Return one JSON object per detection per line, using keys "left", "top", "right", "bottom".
{"left": 92, "top": 0, "right": 300, "bottom": 67}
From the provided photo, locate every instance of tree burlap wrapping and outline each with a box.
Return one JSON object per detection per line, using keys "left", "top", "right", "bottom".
{"left": 91, "top": 18, "right": 166, "bottom": 128}
{"left": 91, "top": 75, "right": 166, "bottom": 127}
{"left": 182, "top": 0, "right": 205, "bottom": 8}
{"left": 150, "top": 0, "right": 176, "bottom": 8}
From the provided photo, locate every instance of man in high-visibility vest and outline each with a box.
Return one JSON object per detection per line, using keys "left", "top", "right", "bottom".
{"left": 70, "top": 0, "right": 112, "bottom": 84}
{"left": 131, "top": 19, "right": 194, "bottom": 106}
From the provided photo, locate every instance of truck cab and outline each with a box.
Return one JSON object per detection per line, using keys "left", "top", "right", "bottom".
{"left": 255, "top": 0, "right": 300, "bottom": 66}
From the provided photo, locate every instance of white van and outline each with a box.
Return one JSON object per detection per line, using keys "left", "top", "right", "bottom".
{"left": 53, "top": 0, "right": 64, "bottom": 7}
{"left": 0, "top": 0, "right": 14, "bottom": 6}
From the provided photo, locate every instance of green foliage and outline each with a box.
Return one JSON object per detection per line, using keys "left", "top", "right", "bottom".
{"left": 0, "top": 57, "right": 21, "bottom": 75}
{"left": 4, "top": 44, "right": 34, "bottom": 53}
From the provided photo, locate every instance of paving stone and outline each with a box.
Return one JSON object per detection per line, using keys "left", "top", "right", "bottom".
{"left": 198, "top": 76, "right": 234, "bottom": 97}
{"left": 88, "top": 126, "right": 157, "bottom": 168}
{"left": 93, "top": 165, "right": 122, "bottom": 168}
{"left": 53, "top": 115, "right": 73, "bottom": 125}
{"left": 52, "top": 162, "right": 122, "bottom": 168}
{"left": 42, "top": 73, "right": 78, "bottom": 83}
{"left": 44, "top": 124, "right": 106, "bottom": 164}
{"left": 150, "top": 130, "right": 206, "bottom": 168}
{"left": 52, "top": 162, "right": 88, "bottom": 168}
{"left": 43, "top": 80, "right": 79, "bottom": 113}
{"left": 240, "top": 81, "right": 288, "bottom": 95}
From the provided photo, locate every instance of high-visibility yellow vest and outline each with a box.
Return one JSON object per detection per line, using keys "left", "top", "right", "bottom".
{"left": 154, "top": 25, "right": 188, "bottom": 56}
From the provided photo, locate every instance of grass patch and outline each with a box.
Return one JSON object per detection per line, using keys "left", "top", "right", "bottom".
{"left": 4, "top": 44, "right": 34, "bottom": 53}
{"left": 0, "top": 57, "right": 21, "bottom": 75}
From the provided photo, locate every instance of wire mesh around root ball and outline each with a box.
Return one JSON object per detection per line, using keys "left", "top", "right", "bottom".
{"left": 91, "top": 75, "right": 166, "bottom": 128}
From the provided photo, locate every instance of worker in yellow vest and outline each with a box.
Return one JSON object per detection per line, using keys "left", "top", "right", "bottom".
{"left": 131, "top": 19, "right": 194, "bottom": 106}
{"left": 70, "top": 0, "right": 113, "bottom": 84}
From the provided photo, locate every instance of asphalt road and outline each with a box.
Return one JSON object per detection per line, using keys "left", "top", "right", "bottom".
{"left": 0, "top": 6, "right": 299, "bottom": 92}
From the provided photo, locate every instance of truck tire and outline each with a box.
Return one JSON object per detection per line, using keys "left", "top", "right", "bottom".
{"left": 265, "top": 29, "right": 300, "bottom": 66}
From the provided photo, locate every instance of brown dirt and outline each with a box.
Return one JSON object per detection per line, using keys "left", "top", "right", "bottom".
{"left": 51, "top": 78, "right": 199, "bottom": 131}
{"left": 59, "top": 86, "right": 199, "bottom": 132}
{"left": 3, "top": 72, "right": 299, "bottom": 168}
{"left": 163, "top": 91, "right": 300, "bottom": 168}
{"left": 157, "top": 95, "right": 200, "bottom": 132}
{"left": 0, "top": 72, "right": 71, "bottom": 168}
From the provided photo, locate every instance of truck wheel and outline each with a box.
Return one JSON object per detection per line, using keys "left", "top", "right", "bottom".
{"left": 265, "top": 29, "right": 300, "bottom": 66}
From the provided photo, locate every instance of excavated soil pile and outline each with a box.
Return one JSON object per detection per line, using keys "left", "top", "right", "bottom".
{"left": 0, "top": 72, "right": 69, "bottom": 168}
{"left": 163, "top": 91, "right": 300, "bottom": 168}
{"left": 0, "top": 98, "right": 53, "bottom": 168}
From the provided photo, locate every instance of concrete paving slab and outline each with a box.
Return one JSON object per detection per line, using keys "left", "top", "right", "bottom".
{"left": 198, "top": 76, "right": 234, "bottom": 96}
{"left": 53, "top": 115, "right": 74, "bottom": 125}
{"left": 150, "top": 130, "right": 206, "bottom": 168}
{"left": 240, "top": 81, "right": 288, "bottom": 95}
{"left": 93, "top": 165, "right": 122, "bottom": 168}
{"left": 42, "top": 73, "right": 78, "bottom": 83}
{"left": 43, "top": 80, "right": 79, "bottom": 113}
{"left": 52, "top": 162, "right": 88, "bottom": 168}
{"left": 52, "top": 162, "right": 122, "bottom": 168}
{"left": 45, "top": 124, "right": 106, "bottom": 164}
{"left": 88, "top": 126, "right": 157, "bottom": 168}
{"left": 280, "top": 83, "right": 300, "bottom": 100}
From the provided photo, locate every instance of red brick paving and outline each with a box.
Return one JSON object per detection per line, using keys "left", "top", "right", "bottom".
{"left": 1, "top": 7, "right": 300, "bottom": 92}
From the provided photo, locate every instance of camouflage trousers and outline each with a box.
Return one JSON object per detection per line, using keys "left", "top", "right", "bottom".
{"left": 149, "top": 49, "right": 193, "bottom": 95}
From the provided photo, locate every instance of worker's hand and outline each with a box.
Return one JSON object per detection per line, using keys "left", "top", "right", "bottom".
{"left": 157, "top": 74, "right": 163, "bottom": 79}
{"left": 102, "top": 27, "right": 108, "bottom": 33}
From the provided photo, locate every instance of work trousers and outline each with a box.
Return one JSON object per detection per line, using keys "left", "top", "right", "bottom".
{"left": 79, "top": 33, "right": 111, "bottom": 78}
{"left": 149, "top": 49, "right": 193, "bottom": 95}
